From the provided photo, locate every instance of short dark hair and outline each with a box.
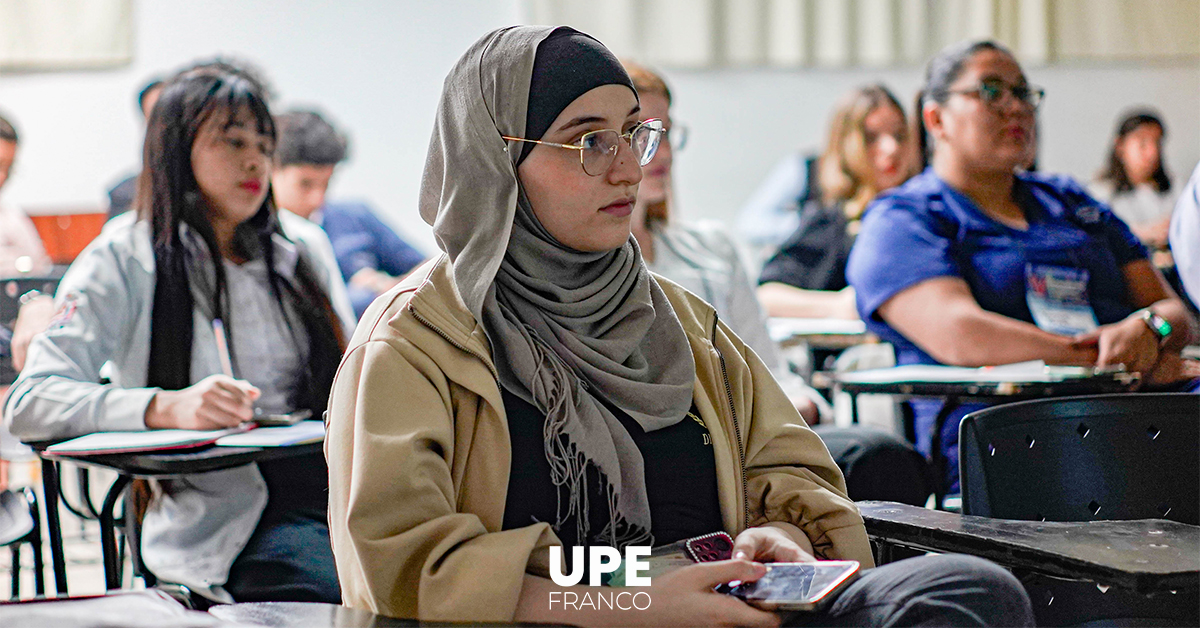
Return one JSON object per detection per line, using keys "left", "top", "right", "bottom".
{"left": 274, "top": 110, "right": 348, "bottom": 167}
{"left": 0, "top": 112, "right": 17, "bottom": 143}
{"left": 914, "top": 40, "right": 1012, "bottom": 169}
{"left": 137, "top": 78, "right": 164, "bottom": 113}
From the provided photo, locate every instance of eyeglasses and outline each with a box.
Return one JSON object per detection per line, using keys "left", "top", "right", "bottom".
{"left": 503, "top": 118, "right": 664, "bottom": 176}
{"left": 665, "top": 123, "right": 689, "bottom": 152}
{"left": 949, "top": 78, "right": 1045, "bottom": 110}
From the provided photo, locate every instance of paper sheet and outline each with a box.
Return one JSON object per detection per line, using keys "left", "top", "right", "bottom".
{"left": 214, "top": 421, "right": 325, "bottom": 447}
{"left": 45, "top": 428, "right": 242, "bottom": 455}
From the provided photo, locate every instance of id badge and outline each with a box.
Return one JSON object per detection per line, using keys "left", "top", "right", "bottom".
{"left": 1025, "top": 264, "right": 1098, "bottom": 335}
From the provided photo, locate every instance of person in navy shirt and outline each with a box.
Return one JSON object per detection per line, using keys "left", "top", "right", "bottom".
{"left": 847, "top": 40, "right": 1198, "bottom": 492}
{"left": 272, "top": 111, "right": 425, "bottom": 318}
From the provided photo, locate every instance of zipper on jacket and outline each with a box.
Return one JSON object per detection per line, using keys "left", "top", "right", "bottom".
{"left": 410, "top": 307, "right": 500, "bottom": 382}
{"left": 711, "top": 313, "right": 750, "bottom": 532}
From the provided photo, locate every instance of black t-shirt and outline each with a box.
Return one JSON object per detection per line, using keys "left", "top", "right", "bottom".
{"left": 501, "top": 387, "right": 723, "bottom": 550}
{"left": 759, "top": 200, "right": 855, "bottom": 291}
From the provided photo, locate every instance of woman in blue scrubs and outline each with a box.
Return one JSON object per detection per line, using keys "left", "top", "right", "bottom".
{"left": 846, "top": 40, "right": 1198, "bottom": 491}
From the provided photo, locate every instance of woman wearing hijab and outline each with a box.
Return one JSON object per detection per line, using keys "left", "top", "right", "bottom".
{"left": 326, "top": 26, "right": 1032, "bottom": 626}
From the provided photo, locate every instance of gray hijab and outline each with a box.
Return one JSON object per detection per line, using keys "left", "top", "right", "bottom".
{"left": 419, "top": 26, "right": 695, "bottom": 548}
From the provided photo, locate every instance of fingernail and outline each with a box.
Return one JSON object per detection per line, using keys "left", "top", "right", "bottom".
{"left": 734, "top": 551, "right": 748, "bottom": 560}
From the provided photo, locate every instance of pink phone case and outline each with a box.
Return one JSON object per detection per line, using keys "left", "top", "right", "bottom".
{"left": 684, "top": 531, "right": 734, "bottom": 562}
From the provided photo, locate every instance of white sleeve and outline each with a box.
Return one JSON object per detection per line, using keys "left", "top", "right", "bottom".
{"left": 4, "top": 237, "right": 157, "bottom": 441}
{"left": 1169, "top": 163, "right": 1200, "bottom": 302}
{"left": 709, "top": 227, "right": 833, "bottom": 421}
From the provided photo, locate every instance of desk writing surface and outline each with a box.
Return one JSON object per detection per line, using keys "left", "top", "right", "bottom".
{"left": 835, "top": 363, "right": 1138, "bottom": 398}
{"left": 208, "top": 601, "right": 574, "bottom": 627}
{"left": 42, "top": 441, "right": 325, "bottom": 477}
{"left": 768, "top": 317, "right": 873, "bottom": 350}
{"left": 858, "top": 501, "right": 1200, "bottom": 593}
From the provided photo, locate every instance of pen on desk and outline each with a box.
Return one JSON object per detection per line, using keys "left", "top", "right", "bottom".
{"left": 212, "top": 318, "right": 234, "bottom": 378}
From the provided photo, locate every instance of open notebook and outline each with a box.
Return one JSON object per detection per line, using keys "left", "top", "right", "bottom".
{"left": 837, "top": 360, "right": 1125, "bottom": 385}
{"left": 44, "top": 421, "right": 325, "bottom": 456}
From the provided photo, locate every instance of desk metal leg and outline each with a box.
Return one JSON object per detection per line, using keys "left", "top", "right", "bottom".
{"left": 99, "top": 474, "right": 131, "bottom": 590}
{"left": 40, "top": 458, "right": 68, "bottom": 596}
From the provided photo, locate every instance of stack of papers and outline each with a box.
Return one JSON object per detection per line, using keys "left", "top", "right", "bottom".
{"left": 768, "top": 317, "right": 867, "bottom": 342}
{"left": 44, "top": 421, "right": 326, "bottom": 456}
{"left": 215, "top": 421, "right": 325, "bottom": 447}
{"left": 837, "top": 361, "right": 1119, "bottom": 385}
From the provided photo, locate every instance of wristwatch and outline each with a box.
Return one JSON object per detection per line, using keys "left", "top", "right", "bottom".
{"left": 1139, "top": 309, "right": 1172, "bottom": 345}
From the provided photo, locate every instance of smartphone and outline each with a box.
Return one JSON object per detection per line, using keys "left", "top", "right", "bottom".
{"left": 252, "top": 409, "right": 312, "bottom": 427}
{"left": 722, "top": 561, "right": 860, "bottom": 611}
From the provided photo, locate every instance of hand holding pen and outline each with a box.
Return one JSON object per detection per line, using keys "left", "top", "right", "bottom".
{"left": 142, "top": 319, "right": 261, "bottom": 430}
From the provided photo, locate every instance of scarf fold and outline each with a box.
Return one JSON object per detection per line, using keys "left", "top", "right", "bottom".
{"left": 419, "top": 26, "right": 696, "bottom": 549}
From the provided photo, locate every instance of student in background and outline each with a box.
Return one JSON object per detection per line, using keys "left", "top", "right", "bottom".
{"left": 0, "top": 113, "right": 53, "bottom": 277}
{"left": 107, "top": 78, "right": 165, "bottom": 220}
{"left": 1090, "top": 110, "right": 1177, "bottom": 249}
{"left": 325, "top": 25, "right": 1032, "bottom": 626}
{"left": 621, "top": 60, "right": 826, "bottom": 423}
{"left": 272, "top": 110, "right": 425, "bottom": 318}
{"left": 757, "top": 86, "right": 915, "bottom": 320}
{"left": 1170, "top": 162, "right": 1200, "bottom": 303}
{"left": 6, "top": 65, "right": 353, "bottom": 604}
{"left": 847, "top": 40, "right": 1198, "bottom": 493}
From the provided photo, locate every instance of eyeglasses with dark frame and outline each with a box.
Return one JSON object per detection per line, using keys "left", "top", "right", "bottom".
{"left": 949, "top": 78, "right": 1045, "bottom": 110}
{"left": 503, "top": 118, "right": 664, "bottom": 176}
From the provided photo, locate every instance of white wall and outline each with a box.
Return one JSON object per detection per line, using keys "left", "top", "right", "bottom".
{"left": 0, "top": 0, "right": 524, "bottom": 251}
{"left": 0, "top": 2, "right": 1196, "bottom": 253}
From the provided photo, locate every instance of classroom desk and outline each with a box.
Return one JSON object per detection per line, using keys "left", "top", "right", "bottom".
{"left": 209, "top": 601, "right": 572, "bottom": 627}
{"left": 834, "top": 366, "right": 1139, "bottom": 507}
{"left": 30, "top": 440, "right": 324, "bottom": 593}
{"left": 767, "top": 317, "right": 875, "bottom": 350}
{"left": 858, "top": 501, "right": 1200, "bottom": 595}
{"left": 0, "top": 594, "right": 565, "bottom": 627}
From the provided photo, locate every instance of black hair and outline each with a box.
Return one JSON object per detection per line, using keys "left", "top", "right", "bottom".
{"left": 138, "top": 65, "right": 345, "bottom": 419}
{"left": 274, "top": 110, "right": 348, "bottom": 167}
{"left": 1097, "top": 109, "right": 1171, "bottom": 194}
{"left": 0, "top": 112, "right": 17, "bottom": 143}
{"left": 137, "top": 78, "right": 164, "bottom": 114}
{"left": 913, "top": 40, "right": 1013, "bottom": 169}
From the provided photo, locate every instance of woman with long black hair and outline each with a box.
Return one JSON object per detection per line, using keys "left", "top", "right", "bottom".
{"left": 5, "top": 64, "right": 352, "bottom": 604}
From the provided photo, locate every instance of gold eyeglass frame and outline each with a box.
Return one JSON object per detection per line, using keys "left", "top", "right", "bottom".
{"left": 502, "top": 118, "right": 664, "bottom": 176}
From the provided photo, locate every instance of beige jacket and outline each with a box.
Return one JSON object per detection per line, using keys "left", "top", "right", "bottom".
{"left": 326, "top": 256, "right": 872, "bottom": 622}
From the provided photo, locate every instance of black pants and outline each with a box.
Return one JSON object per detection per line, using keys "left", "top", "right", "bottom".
{"left": 223, "top": 505, "right": 341, "bottom": 604}
{"left": 787, "top": 555, "right": 1034, "bottom": 627}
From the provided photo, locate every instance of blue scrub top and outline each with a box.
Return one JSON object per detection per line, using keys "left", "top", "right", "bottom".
{"left": 845, "top": 168, "right": 1148, "bottom": 490}
{"left": 848, "top": 168, "right": 1147, "bottom": 366}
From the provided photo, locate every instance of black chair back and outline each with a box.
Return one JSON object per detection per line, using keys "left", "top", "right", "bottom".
{"left": 960, "top": 393, "right": 1199, "bottom": 525}
{"left": 961, "top": 393, "right": 1200, "bottom": 625}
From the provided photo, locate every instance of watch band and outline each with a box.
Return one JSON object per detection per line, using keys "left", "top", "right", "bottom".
{"left": 1139, "top": 309, "right": 1172, "bottom": 344}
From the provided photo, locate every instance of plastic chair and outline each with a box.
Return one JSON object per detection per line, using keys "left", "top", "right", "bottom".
{"left": 1, "top": 487, "right": 45, "bottom": 599}
{"left": 959, "top": 393, "right": 1200, "bottom": 626}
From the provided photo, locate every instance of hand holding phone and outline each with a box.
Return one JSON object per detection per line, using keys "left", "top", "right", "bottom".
{"left": 721, "top": 561, "right": 860, "bottom": 612}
